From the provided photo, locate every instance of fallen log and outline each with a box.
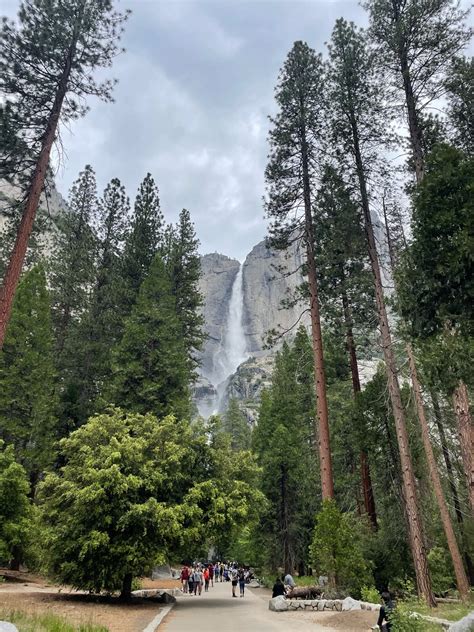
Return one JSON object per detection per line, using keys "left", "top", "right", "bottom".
{"left": 287, "top": 586, "right": 323, "bottom": 600}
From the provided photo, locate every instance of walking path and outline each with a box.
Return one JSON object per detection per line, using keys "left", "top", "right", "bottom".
{"left": 160, "top": 581, "right": 333, "bottom": 631}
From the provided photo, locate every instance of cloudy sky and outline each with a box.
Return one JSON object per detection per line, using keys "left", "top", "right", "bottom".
{"left": 4, "top": 0, "right": 370, "bottom": 260}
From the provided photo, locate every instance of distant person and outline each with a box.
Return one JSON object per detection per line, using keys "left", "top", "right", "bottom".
{"left": 284, "top": 572, "right": 295, "bottom": 593}
{"left": 230, "top": 567, "right": 239, "bottom": 597}
{"left": 204, "top": 566, "right": 210, "bottom": 592}
{"left": 188, "top": 569, "right": 194, "bottom": 596}
{"left": 372, "top": 592, "right": 395, "bottom": 631}
{"left": 180, "top": 565, "right": 189, "bottom": 593}
{"left": 220, "top": 564, "right": 224, "bottom": 582}
{"left": 193, "top": 568, "right": 203, "bottom": 596}
{"left": 272, "top": 577, "right": 285, "bottom": 598}
{"left": 209, "top": 563, "right": 214, "bottom": 587}
{"left": 238, "top": 567, "right": 246, "bottom": 597}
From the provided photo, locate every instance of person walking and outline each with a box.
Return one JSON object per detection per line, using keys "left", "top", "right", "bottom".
{"left": 219, "top": 563, "right": 224, "bottom": 582}
{"left": 238, "top": 567, "right": 246, "bottom": 597}
{"left": 180, "top": 565, "right": 189, "bottom": 594}
{"left": 209, "top": 563, "right": 214, "bottom": 587}
{"left": 188, "top": 568, "right": 194, "bottom": 596}
{"left": 230, "top": 567, "right": 238, "bottom": 598}
{"left": 204, "top": 566, "right": 210, "bottom": 592}
{"left": 193, "top": 568, "right": 202, "bottom": 596}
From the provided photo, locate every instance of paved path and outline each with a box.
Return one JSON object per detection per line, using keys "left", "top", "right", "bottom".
{"left": 160, "top": 581, "right": 331, "bottom": 632}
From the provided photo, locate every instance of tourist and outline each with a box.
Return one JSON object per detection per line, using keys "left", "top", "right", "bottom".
{"left": 220, "top": 563, "right": 224, "bottom": 582}
{"left": 372, "top": 592, "right": 394, "bottom": 631}
{"left": 204, "top": 566, "right": 210, "bottom": 592}
{"left": 209, "top": 563, "right": 214, "bottom": 587}
{"left": 238, "top": 567, "right": 246, "bottom": 597}
{"left": 188, "top": 569, "right": 194, "bottom": 596}
{"left": 230, "top": 566, "right": 238, "bottom": 597}
{"left": 180, "top": 565, "right": 189, "bottom": 593}
{"left": 272, "top": 577, "right": 285, "bottom": 598}
{"left": 283, "top": 571, "right": 296, "bottom": 593}
{"left": 193, "top": 567, "right": 203, "bottom": 596}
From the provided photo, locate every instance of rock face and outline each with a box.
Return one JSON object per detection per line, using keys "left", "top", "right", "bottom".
{"left": 197, "top": 253, "right": 240, "bottom": 382}
{"left": 242, "top": 240, "right": 308, "bottom": 355}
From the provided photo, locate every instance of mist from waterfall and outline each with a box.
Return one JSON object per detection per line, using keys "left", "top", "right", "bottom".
{"left": 211, "top": 263, "right": 248, "bottom": 387}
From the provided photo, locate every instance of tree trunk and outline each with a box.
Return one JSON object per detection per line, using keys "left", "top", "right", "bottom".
{"left": 407, "top": 349, "right": 470, "bottom": 600}
{"left": 120, "top": 573, "right": 133, "bottom": 601}
{"left": 0, "top": 35, "right": 77, "bottom": 349}
{"left": 342, "top": 288, "right": 377, "bottom": 529}
{"left": 452, "top": 382, "right": 474, "bottom": 515}
{"left": 432, "top": 393, "right": 474, "bottom": 585}
{"left": 349, "top": 110, "right": 435, "bottom": 606}
{"left": 281, "top": 465, "right": 292, "bottom": 574}
{"left": 300, "top": 120, "right": 334, "bottom": 501}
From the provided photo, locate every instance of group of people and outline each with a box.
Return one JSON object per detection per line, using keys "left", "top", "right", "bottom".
{"left": 271, "top": 572, "right": 296, "bottom": 598}
{"left": 180, "top": 562, "right": 252, "bottom": 598}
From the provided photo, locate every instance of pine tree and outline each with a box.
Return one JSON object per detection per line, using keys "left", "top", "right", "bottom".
{"left": 315, "top": 165, "right": 378, "bottom": 528}
{"left": 120, "top": 173, "right": 164, "bottom": 311}
{"left": 166, "top": 209, "right": 205, "bottom": 378}
{"left": 222, "top": 398, "right": 251, "bottom": 451}
{"left": 59, "top": 178, "right": 129, "bottom": 429}
{"left": 445, "top": 56, "right": 474, "bottom": 157}
{"left": 364, "top": 0, "right": 470, "bottom": 182}
{"left": 253, "top": 328, "right": 318, "bottom": 574}
{"left": 111, "top": 254, "right": 190, "bottom": 419}
{"left": 265, "top": 41, "right": 335, "bottom": 500}
{"left": 326, "top": 18, "right": 435, "bottom": 604}
{"left": 0, "top": 266, "right": 57, "bottom": 488}
{"left": 49, "top": 165, "right": 97, "bottom": 354}
{"left": 0, "top": 0, "right": 129, "bottom": 348}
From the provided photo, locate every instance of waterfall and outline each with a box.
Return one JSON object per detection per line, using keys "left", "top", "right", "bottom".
{"left": 212, "top": 263, "right": 247, "bottom": 385}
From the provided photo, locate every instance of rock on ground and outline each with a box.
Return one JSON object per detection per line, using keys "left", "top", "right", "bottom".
{"left": 0, "top": 624, "right": 19, "bottom": 632}
{"left": 448, "top": 612, "right": 474, "bottom": 631}
{"left": 341, "top": 597, "right": 362, "bottom": 611}
{"left": 268, "top": 596, "right": 288, "bottom": 612}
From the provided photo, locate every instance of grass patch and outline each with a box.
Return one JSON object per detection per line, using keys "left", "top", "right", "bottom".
{"left": 295, "top": 575, "right": 318, "bottom": 586}
{"left": 404, "top": 596, "right": 474, "bottom": 622}
{"left": 0, "top": 610, "right": 108, "bottom": 632}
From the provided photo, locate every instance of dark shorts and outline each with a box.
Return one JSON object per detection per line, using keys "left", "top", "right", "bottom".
{"left": 232, "top": 580, "right": 238, "bottom": 586}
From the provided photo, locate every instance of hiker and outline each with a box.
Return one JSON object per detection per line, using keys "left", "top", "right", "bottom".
{"left": 209, "top": 563, "right": 214, "bottom": 587}
{"left": 283, "top": 571, "right": 296, "bottom": 593}
{"left": 204, "top": 566, "right": 210, "bottom": 592}
{"left": 193, "top": 568, "right": 203, "bottom": 596}
{"left": 230, "top": 566, "right": 239, "bottom": 597}
{"left": 188, "top": 569, "right": 194, "bottom": 595}
{"left": 238, "top": 567, "right": 246, "bottom": 597}
{"left": 372, "top": 592, "right": 395, "bottom": 631}
{"left": 272, "top": 577, "right": 285, "bottom": 598}
{"left": 220, "top": 563, "right": 224, "bottom": 582}
{"left": 180, "top": 565, "right": 189, "bottom": 593}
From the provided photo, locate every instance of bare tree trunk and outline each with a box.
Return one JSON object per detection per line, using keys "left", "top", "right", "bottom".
{"left": 452, "top": 383, "right": 474, "bottom": 515}
{"left": 342, "top": 289, "right": 377, "bottom": 529}
{"left": 349, "top": 111, "right": 435, "bottom": 606}
{"left": 0, "top": 42, "right": 76, "bottom": 349}
{"left": 300, "top": 121, "right": 334, "bottom": 501}
{"left": 407, "top": 349, "right": 470, "bottom": 599}
{"left": 432, "top": 392, "right": 474, "bottom": 585}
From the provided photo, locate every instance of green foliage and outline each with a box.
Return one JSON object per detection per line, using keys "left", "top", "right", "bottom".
{"left": 0, "top": 440, "right": 30, "bottom": 565}
{"left": 39, "top": 409, "right": 263, "bottom": 593}
{"left": 309, "top": 499, "right": 370, "bottom": 595}
{"left": 222, "top": 398, "right": 251, "bottom": 451}
{"left": 445, "top": 56, "right": 474, "bottom": 156}
{"left": 427, "top": 547, "right": 455, "bottom": 595}
{"left": 111, "top": 254, "right": 190, "bottom": 419}
{"left": 0, "top": 266, "right": 58, "bottom": 483}
{"left": 388, "top": 606, "right": 435, "bottom": 632}
{"left": 253, "top": 328, "right": 318, "bottom": 573}
{"left": 361, "top": 585, "right": 381, "bottom": 604}
{"left": 398, "top": 145, "right": 473, "bottom": 341}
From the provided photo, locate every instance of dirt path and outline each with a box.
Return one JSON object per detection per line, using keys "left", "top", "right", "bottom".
{"left": 160, "top": 581, "right": 376, "bottom": 632}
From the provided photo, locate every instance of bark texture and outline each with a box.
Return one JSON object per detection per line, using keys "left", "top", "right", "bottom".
{"left": 452, "top": 382, "right": 474, "bottom": 515}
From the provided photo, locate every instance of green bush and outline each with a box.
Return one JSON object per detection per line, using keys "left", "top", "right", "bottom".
{"left": 361, "top": 585, "right": 380, "bottom": 604}
{"left": 427, "top": 547, "right": 454, "bottom": 595}
{"left": 389, "top": 606, "right": 439, "bottom": 632}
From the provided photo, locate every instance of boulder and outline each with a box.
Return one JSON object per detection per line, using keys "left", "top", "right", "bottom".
{"left": 269, "top": 595, "right": 288, "bottom": 612}
{"left": 0, "top": 623, "right": 19, "bottom": 632}
{"left": 448, "top": 613, "right": 474, "bottom": 631}
{"left": 156, "top": 592, "right": 176, "bottom": 604}
{"left": 342, "top": 596, "right": 362, "bottom": 611}
{"left": 248, "top": 579, "right": 260, "bottom": 588}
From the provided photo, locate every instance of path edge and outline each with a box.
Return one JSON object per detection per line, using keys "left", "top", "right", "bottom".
{"left": 142, "top": 603, "right": 175, "bottom": 632}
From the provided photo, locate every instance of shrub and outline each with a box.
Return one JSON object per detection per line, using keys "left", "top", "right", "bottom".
{"left": 427, "top": 547, "right": 454, "bottom": 595}
{"left": 361, "top": 585, "right": 380, "bottom": 604}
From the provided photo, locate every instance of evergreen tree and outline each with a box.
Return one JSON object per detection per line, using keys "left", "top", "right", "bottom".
{"left": 265, "top": 41, "right": 335, "bottom": 500}
{"left": 49, "top": 165, "right": 97, "bottom": 354}
{"left": 167, "top": 208, "right": 205, "bottom": 377}
{"left": 59, "top": 178, "right": 129, "bottom": 429}
{"left": 120, "top": 173, "right": 164, "bottom": 311}
{"left": 253, "top": 328, "right": 318, "bottom": 574}
{"left": 0, "top": 266, "right": 57, "bottom": 487}
{"left": 445, "top": 56, "right": 473, "bottom": 157}
{"left": 0, "top": 0, "right": 129, "bottom": 348}
{"left": 364, "top": 0, "right": 470, "bottom": 182}
{"left": 111, "top": 254, "right": 190, "bottom": 419}
{"left": 222, "top": 398, "right": 251, "bottom": 451}
{"left": 327, "top": 18, "right": 435, "bottom": 604}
